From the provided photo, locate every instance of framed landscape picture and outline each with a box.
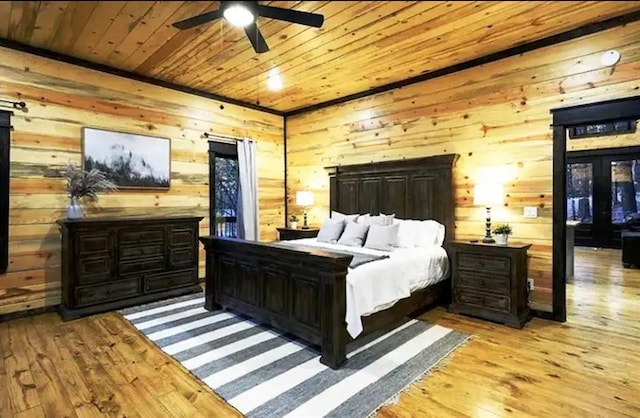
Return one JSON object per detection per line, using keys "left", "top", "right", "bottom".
{"left": 82, "top": 127, "right": 171, "bottom": 189}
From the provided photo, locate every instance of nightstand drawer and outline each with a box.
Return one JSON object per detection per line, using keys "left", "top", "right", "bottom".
{"left": 455, "top": 289, "right": 510, "bottom": 312}
{"left": 457, "top": 253, "right": 511, "bottom": 274}
{"left": 277, "top": 228, "right": 319, "bottom": 241}
{"left": 456, "top": 271, "right": 510, "bottom": 294}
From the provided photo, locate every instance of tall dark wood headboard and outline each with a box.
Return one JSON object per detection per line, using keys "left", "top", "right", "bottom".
{"left": 326, "top": 154, "right": 459, "bottom": 242}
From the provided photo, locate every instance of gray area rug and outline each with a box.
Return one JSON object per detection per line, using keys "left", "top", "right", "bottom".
{"left": 120, "top": 292, "right": 469, "bottom": 418}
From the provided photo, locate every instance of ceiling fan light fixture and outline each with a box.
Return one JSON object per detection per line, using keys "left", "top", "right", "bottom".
{"left": 223, "top": 4, "right": 255, "bottom": 27}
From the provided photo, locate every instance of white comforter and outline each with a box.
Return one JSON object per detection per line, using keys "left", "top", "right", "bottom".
{"left": 284, "top": 238, "right": 449, "bottom": 338}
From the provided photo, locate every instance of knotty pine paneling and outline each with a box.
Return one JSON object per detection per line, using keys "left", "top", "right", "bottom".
{"left": 286, "top": 21, "right": 640, "bottom": 312}
{"left": 0, "top": 47, "right": 284, "bottom": 315}
{"left": 4, "top": 1, "right": 640, "bottom": 112}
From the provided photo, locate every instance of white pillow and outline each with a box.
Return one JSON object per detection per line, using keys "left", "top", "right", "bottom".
{"left": 358, "top": 213, "right": 394, "bottom": 226}
{"left": 395, "top": 219, "right": 446, "bottom": 247}
{"left": 364, "top": 223, "right": 399, "bottom": 251}
{"left": 396, "top": 219, "right": 416, "bottom": 248}
{"left": 331, "top": 210, "right": 359, "bottom": 223}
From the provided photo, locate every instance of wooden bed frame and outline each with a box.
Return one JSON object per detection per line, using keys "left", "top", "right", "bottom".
{"left": 200, "top": 153, "right": 459, "bottom": 369}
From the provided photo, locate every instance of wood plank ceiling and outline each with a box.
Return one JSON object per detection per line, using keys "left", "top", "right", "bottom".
{"left": 2, "top": 1, "right": 640, "bottom": 113}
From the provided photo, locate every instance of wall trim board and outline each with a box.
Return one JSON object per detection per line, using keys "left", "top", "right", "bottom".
{"left": 0, "top": 38, "right": 285, "bottom": 117}
{"left": 550, "top": 94, "right": 640, "bottom": 323}
{"left": 0, "top": 110, "right": 10, "bottom": 275}
{"left": 285, "top": 10, "right": 640, "bottom": 117}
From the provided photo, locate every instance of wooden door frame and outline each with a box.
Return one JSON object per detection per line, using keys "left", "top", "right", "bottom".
{"left": 0, "top": 111, "right": 10, "bottom": 274}
{"left": 550, "top": 95, "right": 640, "bottom": 322}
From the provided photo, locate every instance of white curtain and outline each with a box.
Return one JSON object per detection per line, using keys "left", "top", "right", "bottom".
{"left": 236, "top": 139, "right": 259, "bottom": 240}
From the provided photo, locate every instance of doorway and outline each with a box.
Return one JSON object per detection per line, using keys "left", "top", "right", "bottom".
{"left": 567, "top": 146, "right": 640, "bottom": 248}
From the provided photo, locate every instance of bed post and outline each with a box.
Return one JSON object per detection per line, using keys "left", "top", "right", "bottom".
{"left": 200, "top": 237, "right": 221, "bottom": 311}
{"left": 319, "top": 266, "right": 349, "bottom": 369}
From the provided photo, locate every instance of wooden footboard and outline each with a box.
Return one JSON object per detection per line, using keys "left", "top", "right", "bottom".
{"left": 200, "top": 236, "right": 452, "bottom": 368}
{"left": 200, "top": 236, "right": 353, "bottom": 368}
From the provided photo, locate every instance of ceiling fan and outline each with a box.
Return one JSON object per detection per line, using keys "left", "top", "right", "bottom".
{"left": 172, "top": 1, "right": 325, "bottom": 54}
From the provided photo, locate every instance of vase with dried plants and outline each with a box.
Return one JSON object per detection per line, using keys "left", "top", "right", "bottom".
{"left": 62, "top": 161, "right": 117, "bottom": 219}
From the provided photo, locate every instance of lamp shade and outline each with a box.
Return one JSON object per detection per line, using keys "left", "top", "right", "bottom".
{"left": 296, "top": 191, "right": 314, "bottom": 207}
{"left": 473, "top": 182, "right": 504, "bottom": 207}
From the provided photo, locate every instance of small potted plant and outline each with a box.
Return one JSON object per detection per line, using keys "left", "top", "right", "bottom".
{"left": 63, "top": 161, "right": 117, "bottom": 219}
{"left": 289, "top": 215, "right": 299, "bottom": 229}
{"left": 493, "top": 224, "right": 513, "bottom": 245}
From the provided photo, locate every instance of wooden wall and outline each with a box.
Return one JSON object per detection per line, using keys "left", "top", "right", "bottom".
{"left": 286, "top": 21, "right": 640, "bottom": 312}
{"left": 0, "top": 47, "right": 284, "bottom": 315}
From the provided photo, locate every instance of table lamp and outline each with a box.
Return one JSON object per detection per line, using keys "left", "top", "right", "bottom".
{"left": 296, "top": 191, "right": 314, "bottom": 229}
{"left": 473, "top": 182, "right": 504, "bottom": 243}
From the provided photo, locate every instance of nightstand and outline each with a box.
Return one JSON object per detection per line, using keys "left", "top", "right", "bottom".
{"left": 276, "top": 227, "right": 319, "bottom": 241}
{"left": 447, "top": 240, "right": 532, "bottom": 329}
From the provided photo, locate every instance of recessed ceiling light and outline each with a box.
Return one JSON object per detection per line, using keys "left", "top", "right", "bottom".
{"left": 601, "top": 50, "right": 621, "bottom": 66}
{"left": 266, "top": 68, "right": 283, "bottom": 91}
{"left": 223, "top": 3, "right": 255, "bottom": 28}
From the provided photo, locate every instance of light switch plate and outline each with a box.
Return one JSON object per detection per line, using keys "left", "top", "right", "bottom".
{"left": 524, "top": 207, "right": 538, "bottom": 218}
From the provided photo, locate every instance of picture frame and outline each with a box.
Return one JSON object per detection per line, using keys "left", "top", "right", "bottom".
{"left": 82, "top": 127, "right": 171, "bottom": 189}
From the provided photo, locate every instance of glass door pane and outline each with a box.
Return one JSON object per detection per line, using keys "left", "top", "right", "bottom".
{"left": 214, "top": 156, "right": 239, "bottom": 237}
{"left": 611, "top": 159, "right": 640, "bottom": 224}
{"left": 567, "top": 163, "right": 593, "bottom": 224}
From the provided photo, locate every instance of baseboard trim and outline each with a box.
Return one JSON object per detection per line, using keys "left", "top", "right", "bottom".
{"left": 0, "top": 305, "right": 58, "bottom": 323}
{"left": 531, "top": 309, "right": 556, "bottom": 321}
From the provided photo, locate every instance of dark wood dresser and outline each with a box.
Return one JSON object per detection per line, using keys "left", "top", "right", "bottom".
{"left": 276, "top": 227, "right": 319, "bottom": 240}
{"left": 448, "top": 240, "right": 532, "bottom": 328}
{"left": 57, "top": 215, "right": 204, "bottom": 320}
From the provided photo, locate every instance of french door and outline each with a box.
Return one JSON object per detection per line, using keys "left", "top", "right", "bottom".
{"left": 567, "top": 147, "right": 640, "bottom": 248}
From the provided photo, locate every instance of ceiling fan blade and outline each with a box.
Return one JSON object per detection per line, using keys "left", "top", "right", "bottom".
{"left": 244, "top": 23, "right": 269, "bottom": 53}
{"left": 257, "top": 5, "right": 324, "bottom": 28}
{"left": 172, "top": 10, "right": 223, "bottom": 30}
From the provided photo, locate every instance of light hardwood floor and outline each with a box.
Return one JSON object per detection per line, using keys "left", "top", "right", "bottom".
{"left": 1, "top": 248, "right": 638, "bottom": 418}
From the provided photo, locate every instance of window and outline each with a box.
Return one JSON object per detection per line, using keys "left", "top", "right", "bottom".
{"left": 209, "top": 141, "right": 239, "bottom": 238}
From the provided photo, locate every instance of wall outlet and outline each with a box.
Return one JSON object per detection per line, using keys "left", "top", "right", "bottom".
{"left": 524, "top": 207, "right": 538, "bottom": 218}
{"left": 527, "top": 278, "right": 534, "bottom": 291}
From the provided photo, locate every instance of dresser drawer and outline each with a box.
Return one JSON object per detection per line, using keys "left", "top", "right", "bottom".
{"left": 455, "top": 288, "right": 510, "bottom": 312}
{"left": 77, "top": 232, "right": 111, "bottom": 254}
{"left": 75, "top": 279, "right": 140, "bottom": 307}
{"left": 457, "top": 253, "right": 511, "bottom": 274}
{"left": 144, "top": 269, "right": 196, "bottom": 293}
{"left": 169, "top": 227, "right": 194, "bottom": 247}
{"left": 119, "top": 228, "right": 164, "bottom": 244}
{"left": 119, "top": 257, "right": 165, "bottom": 275}
{"left": 76, "top": 255, "right": 113, "bottom": 284}
{"left": 119, "top": 243, "right": 164, "bottom": 260}
{"left": 456, "top": 271, "right": 509, "bottom": 294}
{"left": 169, "top": 247, "right": 195, "bottom": 269}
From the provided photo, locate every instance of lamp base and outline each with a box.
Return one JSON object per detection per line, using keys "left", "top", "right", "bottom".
{"left": 482, "top": 237, "right": 495, "bottom": 244}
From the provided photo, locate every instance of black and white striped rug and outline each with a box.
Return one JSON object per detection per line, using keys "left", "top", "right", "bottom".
{"left": 120, "top": 293, "right": 469, "bottom": 418}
